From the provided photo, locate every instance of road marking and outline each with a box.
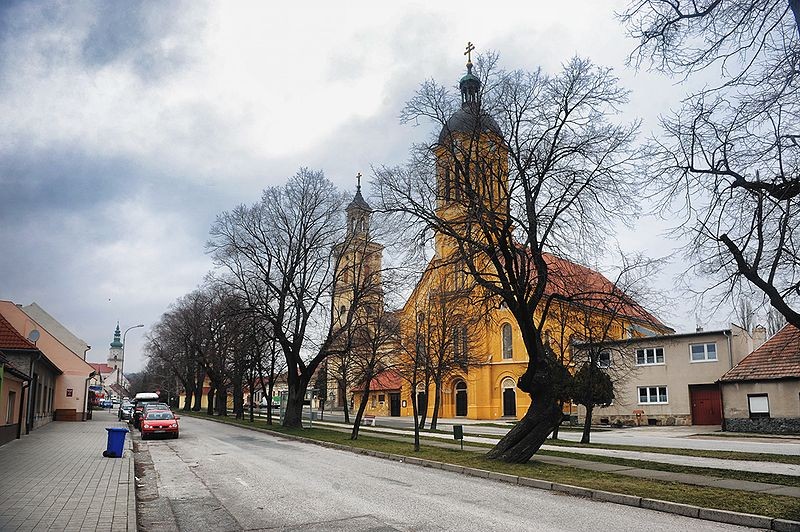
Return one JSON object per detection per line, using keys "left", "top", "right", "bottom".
{"left": 236, "top": 477, "right": 248, "bottom": 487}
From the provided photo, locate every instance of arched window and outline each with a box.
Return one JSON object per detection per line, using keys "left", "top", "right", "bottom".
{"left": 454, "top": 380, "right": 467, "bottom": 417}
{"left": 502, "top": 323, "right": 513, "bottom": 359}
{"left": 444, "top": 167, "right": 452, "bottom": 201}
{"left": 501, "top": 377, "right": 516, "bottom": 417}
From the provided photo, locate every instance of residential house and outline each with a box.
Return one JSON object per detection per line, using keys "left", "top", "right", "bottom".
{"left": 719, "top": 324, "right": 800, "bottom": 434}
{"left": 590, "top": 324, "right": 763, "bottom": 426}
{"left": 0, "top": 312, "right": 61, "bottom": 438}
{"left": 0, "top": 301, "right": 96, "bottom": 421}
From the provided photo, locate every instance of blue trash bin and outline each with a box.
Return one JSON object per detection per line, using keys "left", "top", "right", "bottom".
{"left": 104, "top": 427, "right": 129, "bottom": 458}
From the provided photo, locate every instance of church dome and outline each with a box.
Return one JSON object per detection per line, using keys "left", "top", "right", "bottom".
{"left": 438, "top": 106, "right": 501, "bottom": 145}
{"left": 438, "top": 52, "right": 501, "bottom": 145}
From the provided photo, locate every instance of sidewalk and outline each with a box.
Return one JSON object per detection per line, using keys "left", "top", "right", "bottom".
{"left": 0, "top": 410, "right": 135, "bottom": 531}
{"left": 314, "top": 420, "right": 800, "bottom": 498}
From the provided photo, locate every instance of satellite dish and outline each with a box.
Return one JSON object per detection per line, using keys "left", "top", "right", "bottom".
{"left": 27, "top": 330, "right": 40, "bottom": 344}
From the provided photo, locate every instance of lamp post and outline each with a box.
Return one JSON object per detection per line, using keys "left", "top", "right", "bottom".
{"left": 121, "top": 324, "right": 144, "bottom": 387}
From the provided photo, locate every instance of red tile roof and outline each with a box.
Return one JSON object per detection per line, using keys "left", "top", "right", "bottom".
{"left": 88, "top": 362, "right": 116, "bottom": 374}
{"left": 0, "top": 313, "right": 37, "bottom": 351}
{"left": 352, "top": 369, "right": 403, "bottom": 392}
{"left": 720, "top": 324, "right": 800, "bottom": 382}
{"left": 542, "top": 253, "right": 669, "bottom": 330}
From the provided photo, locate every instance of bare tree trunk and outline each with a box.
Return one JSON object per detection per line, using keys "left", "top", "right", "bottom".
{"left": 340, "top": 379, "right": 351, "bottom": 424}
{"left": 206, "top": 386, "right": 215, "bottom": 415}
{"left": 411, "top": 381, "right": 420, "bottom": 452}
{"left": 217, "top": 385, "right": 228, "bottom": 417}
{"left": 486, "top": 359, "right": 562, "bottom": 463}
{"left": 581, "top": 404, "right": 594, "bottom": 444}
{"left": 283, "top": 377, "right": 309, "bottom": 428}
{"left": 551, "top": 400, "right": 564, "bottom": 440}
{"left": 430, "top": 373, "right": 443, "bottom": 431}
{"left": 182, "top": 387, "right": 193, "bottom": 412}
{"left": 350, "top": 385, "right": 371, "bottom": 440}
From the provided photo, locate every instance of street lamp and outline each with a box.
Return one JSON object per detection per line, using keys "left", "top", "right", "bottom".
{"left": 121, "top": 324, "right": 144, "bottom": 387}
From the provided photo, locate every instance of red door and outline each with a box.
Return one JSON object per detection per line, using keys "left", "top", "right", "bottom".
{"left": 690, "top": 384, "right": 722, "bottom": 425}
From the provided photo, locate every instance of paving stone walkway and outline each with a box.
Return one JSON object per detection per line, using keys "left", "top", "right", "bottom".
{"left": 0, "top": 410, "right": 135, "bottom": 531}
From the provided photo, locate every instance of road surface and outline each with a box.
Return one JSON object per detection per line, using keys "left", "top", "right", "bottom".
{"left": 136, "top": 416, "right": 758, "bottom": 531}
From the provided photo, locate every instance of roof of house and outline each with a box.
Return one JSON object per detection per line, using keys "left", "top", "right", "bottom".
{"left": 352, "top": 369, "right": 403, "bottom": 392}
{"left": 0, "top": 313, "right": 37, "bottom": 351}
{"left": 0, "top": 352, "right": 31, "bottom": 380}
{"left": 21, "top": 303, "right": 90, "bottom": 358}
{"left": 88, "top": 362, "right": 116, "bottom": 374}
{"left": 720, "top": 324, "right": 800, "bottom": 382}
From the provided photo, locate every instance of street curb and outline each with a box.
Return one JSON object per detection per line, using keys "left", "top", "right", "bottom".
{"left": 126, "top": 427, "right": 138, "bottom": 532}
{"left": 185, "top": 413, "right": 800, "bottom": 531}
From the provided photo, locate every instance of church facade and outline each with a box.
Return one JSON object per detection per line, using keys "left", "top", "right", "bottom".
{"left": 336, "top": 53, "right": 672, "bottom": 421}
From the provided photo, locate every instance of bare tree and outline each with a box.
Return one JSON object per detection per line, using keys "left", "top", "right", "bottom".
{"left": 209, "top": 168, "right": 381, "bottom": 428}
{"left": 377, "top": 53, "right": 643, "bottom": 462}
{"left": 621, "top": 1, "right": 800, "bottom": 328}
{"left": 561, "top": 255, "right": 665, "bottom": 443}
{"left": 349, "top": 308, "right": 400, "bottom": 439}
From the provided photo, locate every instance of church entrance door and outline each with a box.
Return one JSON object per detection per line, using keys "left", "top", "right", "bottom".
{"left": 454, "top": 381, "right": 467, "bottom": 417}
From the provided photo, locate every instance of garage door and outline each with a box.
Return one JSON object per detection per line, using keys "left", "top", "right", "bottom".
{"left": 689, "top": 384, "right": 722, "bottom": 425}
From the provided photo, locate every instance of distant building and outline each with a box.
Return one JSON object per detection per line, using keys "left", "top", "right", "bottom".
{"left": 720, "top": 324, "right": 800, "bottom": 434}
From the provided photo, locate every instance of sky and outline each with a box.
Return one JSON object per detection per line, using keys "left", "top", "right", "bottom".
{"left": 0, "top": 1, "right": 741, "bottom": 373}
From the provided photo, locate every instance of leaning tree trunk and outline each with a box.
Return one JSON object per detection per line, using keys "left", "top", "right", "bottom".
{"left": 350, "top": 384, "right": 372, "bottom": 440}
{"left": 485, "top": 391, "right": 561, "bottom": 462}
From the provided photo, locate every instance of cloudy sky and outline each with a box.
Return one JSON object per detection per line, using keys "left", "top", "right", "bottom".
{"left": 0, "top": 1, "right": 735, "bottom": 372}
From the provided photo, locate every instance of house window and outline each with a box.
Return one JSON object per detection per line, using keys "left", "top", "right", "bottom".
{"left": 502, "top": 323, "right": 513, "bottom": 359}
{"left": 636, "top": 347, "right": 664, "bottom": 365}
{"left": 690, "top": 343, "right": 717, "bottom": 362}
{"left": 378, "top": 394, "right": 385, "bottom": 403}
{"left": 6, "top": 391, "right": 16, "bottom": 424}
{"left": 371, "top": 395, "right": 377, "bottom": 408}
{"left": 747, "top": 394, "right": 770, "bottom": 419}
{"left": 638, "top": 386, "right": 668, "bottom": 404}
{"left": 597, "top": 351, "right": 611, "bottom": 369}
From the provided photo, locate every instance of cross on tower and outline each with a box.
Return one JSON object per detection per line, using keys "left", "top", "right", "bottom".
{"left": 356, "top": 172, "right": 362, "bottom": 192}
{"left": 464, "top": 41, "right": 475, "bottom": 63}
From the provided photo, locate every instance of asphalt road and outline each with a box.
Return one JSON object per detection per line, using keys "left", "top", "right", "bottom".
{"left": 136, "top": 416, "right": 758, "bottom": 531}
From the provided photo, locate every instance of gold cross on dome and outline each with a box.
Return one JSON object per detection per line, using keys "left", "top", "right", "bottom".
{"left": 464, "top": 41, "right": 475, "bottom": 63}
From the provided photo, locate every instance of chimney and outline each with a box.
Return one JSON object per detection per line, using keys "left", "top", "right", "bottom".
{"left": 696, "top": 325, "right": 704, "bottom": 332}
{"left": 752, "top": 325, "right": 767, "bottom": 350}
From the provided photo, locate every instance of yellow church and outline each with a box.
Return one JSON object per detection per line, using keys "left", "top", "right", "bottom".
{"left": 334, "top": 52, "right": 671, "bottom": 422}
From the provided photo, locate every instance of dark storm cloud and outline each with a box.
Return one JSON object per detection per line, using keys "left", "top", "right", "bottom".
{"left": 80, "top": 1, "right": 199, "bottom": 81}
{"left": 0, "top": 148, "right": 140, "bottom": 222}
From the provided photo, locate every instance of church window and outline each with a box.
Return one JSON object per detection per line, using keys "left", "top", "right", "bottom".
{"left": 444, "top": 167, "right": 452, "bottom": 201}
{"left": 502, "top": 323, "right": 513, "bottom": 359}
{"left": 453, "top": 325, "right": 468, "bottom": 365}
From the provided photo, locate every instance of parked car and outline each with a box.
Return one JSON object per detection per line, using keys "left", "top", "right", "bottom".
{"left": 140, "top": 410, "right": 179, "bottom": 440}
{"left": 99, "top": 399, "right": 113, "bottom": 409}
{"left": 131, "top": 392, "right": 162, "bottom": 428}
{"left": 137, "top": 402, "right": 170, "bottom": 430}
{"left": 118, "top": 402, "right": 134, "bottom": 421}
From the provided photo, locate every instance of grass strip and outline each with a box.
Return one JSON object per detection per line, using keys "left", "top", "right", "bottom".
{"left": 539, "top": 450, "right": 800, "bottom": 488}
{"left": 183, "top": 412, "right": 800, "bottom": 521}
{"left": 544, "top": 438, "right": 800, "bottom": 465}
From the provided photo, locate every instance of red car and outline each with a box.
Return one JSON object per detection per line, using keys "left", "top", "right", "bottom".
{"left": 140, "top": 410, "right": 180, "bottom": 439}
